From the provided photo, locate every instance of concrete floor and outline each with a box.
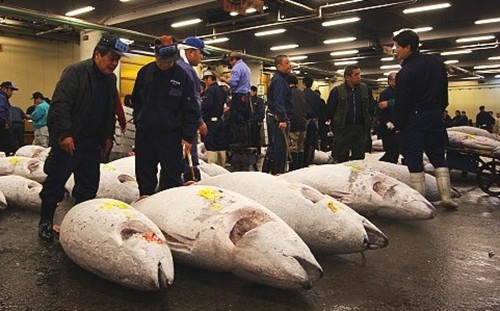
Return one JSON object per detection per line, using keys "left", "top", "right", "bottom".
{"left": 0, "top": 172, "right": 499, "bottom": 311}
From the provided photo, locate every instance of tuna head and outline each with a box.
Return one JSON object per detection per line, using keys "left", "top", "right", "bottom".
{"left": 133, "top": 186, "right": 322, "bottom": 290}
{"left": 60, "top": 199, "right": 174, "bottom": 291}
{"left": 352, "top": 170, "right": 436, "bottom": 220}
{"left": 289, "top": 182, "right": 389, "bottom": 253}
{"left": 0, "top": 175, "right": 42, "bottom": 211}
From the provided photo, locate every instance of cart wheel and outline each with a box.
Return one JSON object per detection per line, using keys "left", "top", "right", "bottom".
{"left": 476, "top": 160, "right": 500, "bottom": 196}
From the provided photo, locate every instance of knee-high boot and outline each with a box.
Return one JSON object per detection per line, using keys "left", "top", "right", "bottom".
{"left": 38, "top": 201, "right": 57, "bottom": 241}
{"left": 410, "top": 172, "right": 426, "bottom": 196}
{"left": 289, "top": 152, "right": 300, "bottom": 171}
{"left": 435, "top": 167, "right": 459, "bottom": 209}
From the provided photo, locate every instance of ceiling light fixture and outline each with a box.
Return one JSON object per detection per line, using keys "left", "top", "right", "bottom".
{"left": 475, "top": 17, "right": 500, "bottom": 25}
{"left": 412, "top": 26, "right": 433, "bottom": 33}
{"left": 322, "top": 17, "right": 360, "bottom": 27}
{"left": 255, "top": 28, "right": 286, "bottom": 37}
{"left": 289, "top": 55, "right": 308, "bottom": 61}
{"left": 65, "top": 6, "right": 95, "bottom": 17}
{"left": 444, "top": 60, "right": 459, "bottom": 64}
{"left": 229, "top": 11, "right": 238, "bottom": 17}
{"left": 119, "top": 38, "right": 134, "bottom": 45}
{"left": 440, "top": 50, "right": 472, "bottom": 56}
{"left": 380, "top": 64, "right": 401, "bottom": 70}
{"left": 246, "top": 8, "right": 257, "bottom": 14}
{"left": 461, "top": 76, "right": 483, "bottom": 80}
{"left": 456, "top": 35, "right": 496, "bottom": 43}
{"left": 204, "top": 37, "right": 229, "bottom": 44}
{"left": 377, "top": 78, "right": 388, "bottom": 82}
{"left": 330, "top": 49, "right": 359, "bottom": 56}
{"left": 473, "top": 64, "right": 500, "bottom": 70}
{"left": 323, "top": 37, "right": 357, "bottom": 45}
{"left": 171, "top": 18, "right": 202, "bottom": 28}
{"left": 119, "top": 0, "right": 131, "bottom": 2}
{"left": 495, "top": 74, "right": 500, "bottom": 78}
{"left": 334, "top": 60, "right": 358, "bottom": 66}
{"left": 270, "top": 44, "right": 298, "bottom": 51}
{"left": 488, "top": 56, "right": 500, "bottom": 61}
{"left": 403, "top": 3, "right": 451, "bottom": 14}
{"left": 381, "top": 57, "right": 395, "bottom": 61}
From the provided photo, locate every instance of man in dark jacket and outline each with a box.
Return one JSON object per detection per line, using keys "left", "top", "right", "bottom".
{"left": 377, "top": 71, "right": 399, "bottom": 163}
{"left": 327, "top": 65, "right": 375, "bottom": 163}
{"left": 393, "top": 29, "right": 457, "bottom": 209}
{"left": 286, "top": 74, "right": 307, "bottom": 170}
{"left": 475, "top": 106, "right": 495, "bottom": 133}
{"left": 38, "top": 35, "right": 129, "bottom": 241}
{"left": 132, "top": 35, "right": 200, "bottom": 194}
{"left": 262, "top": 55, "right": 293, "bottom": 175}
{"left": 302, "top": 76, "right": 323, "bottom": 167}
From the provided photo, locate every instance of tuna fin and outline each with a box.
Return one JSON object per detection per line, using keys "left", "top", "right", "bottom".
{"left": 229, "top": 208, "right": 272, "bottom": 245}
{"left": 160, "top": 230, "right": 196, "bottom": 253}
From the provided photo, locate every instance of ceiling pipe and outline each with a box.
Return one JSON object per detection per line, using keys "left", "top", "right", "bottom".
{"left": 319, "top": 0, "right": 417, "bottom": 18}
{"left": 282, "top": 0, "right": 316, "bottom": 13}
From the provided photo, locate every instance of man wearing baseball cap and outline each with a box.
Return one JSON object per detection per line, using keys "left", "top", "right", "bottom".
{"left": 131, "top": 34, "right": 200, "bottom": 195}
{"left": 0, "top": 81, "right": 18, "bottom": 154}
{"left": 38, "top": 34, "right": 129, "bottom": 241}
{"left": 29, "top": 91, "right": 50, "bottom": 148}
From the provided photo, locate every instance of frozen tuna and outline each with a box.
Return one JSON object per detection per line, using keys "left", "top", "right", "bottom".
{"left": 0, "top": 175, "right": 42, "bottom": 211}
{"left": 59, "top": 198, "right": 174, "bottom": 291}
{"left": 15, "top": 145, "right": 50, "bottom": 161}
{"left": 0, "top": 156, "right": 47, "bottom": 183}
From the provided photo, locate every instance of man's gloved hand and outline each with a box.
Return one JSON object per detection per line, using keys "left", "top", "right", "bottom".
{"left": 386, "top": 122, "right": 395, "bottom": 130}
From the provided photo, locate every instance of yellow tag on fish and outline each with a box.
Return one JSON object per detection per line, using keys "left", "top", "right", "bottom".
{"left": 8, "top": 157, "right": 22, "bottom": 164}
{"left": 327, "top": 201, "right": 342, "bottom": 213}
{"left": 102, "top": 164, "right": 116, "bottom": 171}
{"left": 198, "top": 187, "right": 221, "bottom": 201}
{"left": 350, "top": 165, "right": 362, "bottom": 172}
{"left": 99, "top": 200, "right": 131, "bottom": 211}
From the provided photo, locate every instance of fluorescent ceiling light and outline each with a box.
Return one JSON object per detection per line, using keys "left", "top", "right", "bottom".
{"left": 403, "top": 3, "right": 451, "bottom": 14}
{"left": 289, "top": 55, "right": 308, "bottom": 61}
{"left": 412, "top": 26, "right": 433, "bottom": 33}
{"left": 473, "top": 64, "right": 500, "bottom": 70}
{"left": 322, "top": 17, "right": 360, "bottom": 27}
{"left": 270, "top": 44, "right": 298, "bottom": 51}
{"left": 119, "top": 0, "right": 131, "bottom": 2}
{"left": 381, "top": 57, "right": 395, "bottom": 62}
{"left": 377, "top": 78, "right": 387, "bottom": 82}
{"left": 461, "top": 76, "right": 483, "bottom": 80}
{"left": 204, "top": 37, "right": 229, "bottom": 44}
{"left": 488, "top": 56, "right": 500, "bottom": 61}
{"left": 293, "top": 70, "right": 301, "bottom": 74}
{"left": 229, "top": 11, "right": 238, "bottom": 16}
{"left": 475, "top": 17, "right": 500, "bottom": 25}
{"left": 440, "top": 50, "right": 472, "bottom": 56}
{"left": 255, "top": 28, "right": 286, "bottom": 37}
{"left": 444, "top": 60, "right": 459, "bottom": 64}
{"left": 323, "top": 37, "right": 357, "bottom": 45}
{"left": 380, "top": 64, "right": 401, "bottom": 70}
{"left": 171, "top": 18, "right": 202, "bottom": 28}
{"left": 264, "top": 66, "right": 277, "bottom": 70}
{"left": 246, "top": 8, "right": 257, "bottom": 14}
{"left": 119, "top": 38, "right": 134, "bottom": 45}
{"left": 456, "top": 35, "right": 495, "bottom": 43}
{"left": 495, "top": 74, "right": 500, "bottom": 78}
{"left": 330, "top": 49, "right": 359, "bottom": 56}
{"left": 334, "top": 60, "right": 358, "bottom": 66}
{"left": 65, "top": 6, "right": 95, "bottom": 17}
{"left": 475, "top": 69, "right": 500, "bottom": 74}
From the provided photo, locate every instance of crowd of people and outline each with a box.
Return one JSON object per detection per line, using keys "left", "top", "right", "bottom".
{"left": 3, "top": 29, "right": 500, "bottom": 241}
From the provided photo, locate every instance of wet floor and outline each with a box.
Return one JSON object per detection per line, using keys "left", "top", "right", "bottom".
{"left": 0, "top": 172, "right": 499, "bottom": 311}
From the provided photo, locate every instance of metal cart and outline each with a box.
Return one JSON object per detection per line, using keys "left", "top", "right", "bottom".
{"left": 446, "top": 147, "right": 500, "bottom": 196}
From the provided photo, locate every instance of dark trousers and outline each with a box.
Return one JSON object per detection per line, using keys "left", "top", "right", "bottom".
{"left": 40, "top": 139, "right": 101, "bottom": 205}
{"left": 230, "top": 94, "right": 249, "bottom": 123}
{"left": 0, "top": 127, "right": 11, "bottom": 155}
{"left": 398, "top": 110, "right": 448, "bottom": 172}
{"left": 10, "top": 123, "right": 24, "bottom": 152}
{"left": 135, "top": 130, "right": 183, "bottom": 195}
{"left": 303, "top": 119, "right": 318, "bottom": 166}
{"left": 265, "top": 116, "right": 288, "bottom": 174}
{"left": 333, "top": 124, "right": 367, "bottom": 163}
{"left": 379, "top": 126, "right": 399, "bottom": 163}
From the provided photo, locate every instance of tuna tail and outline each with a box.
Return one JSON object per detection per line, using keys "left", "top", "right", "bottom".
{"left": 362, "top": 219, "right": 389, "bottom": 249}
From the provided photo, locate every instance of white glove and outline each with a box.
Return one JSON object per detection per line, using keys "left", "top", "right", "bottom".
{"left": 386, "top": 122, "right": 395, "bottom": 130}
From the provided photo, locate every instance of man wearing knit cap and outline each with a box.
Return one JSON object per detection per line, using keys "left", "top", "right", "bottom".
{"left": 132, "top": 34, "right": 200, "bottom": 196}
{"left": 0, "top": 81, "right": 18, "bottom": 154}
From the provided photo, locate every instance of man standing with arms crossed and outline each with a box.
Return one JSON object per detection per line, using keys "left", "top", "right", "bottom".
{"left": 393, "top": 29, "right": 457, "bottom": 209}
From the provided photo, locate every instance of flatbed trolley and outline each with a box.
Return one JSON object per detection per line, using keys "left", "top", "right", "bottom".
{"left": 446, "top": 146, "right": 500, "bottom": 196}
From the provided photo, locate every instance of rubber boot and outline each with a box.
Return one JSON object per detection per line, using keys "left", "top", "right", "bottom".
{"left": 289, "top": 152, "right": 300, "bottom": 171}
{"left": 410, "top": 172, "right": 426, "bottom": 196}
{"left": 261, "top": 155, "right": 272, "bottom": 173}
{"left": 38, "top": 201, "right": 57, "bottom": 241}
{"left": 435, "top": 167, "right": 459, "bottom": 210}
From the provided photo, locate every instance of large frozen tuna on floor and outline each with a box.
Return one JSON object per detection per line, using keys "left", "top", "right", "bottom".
{"left": 312, "top": 150, "right": 334, "bottom": 165}
{"left": 106, "top": 156, "right": 136, "bottom": 177}
{"left": 447, "top": 130, "right": 500, "bottom": 154}
{"left": 59, "top": 199, "right": 174, "bottom": 291}
{"left": 0, "top": 156, "right": 47, "bottom": 183}
{"left": 0, "top": 175, "right": 42, "bottom": 211}
{"left": 344, "top": 160, "right": 460, "bottom": 201}
{"left": 199, "top": 172, "right": 388, "bottom": 254}
{"left": 65, "top": 164, "right": 139, "bottom": 204}
{"left": 132, "top": 185, "right": 323, "bottom": 290}
{"left": 15, "top": 145, "right": 51, "bottom": 161}
{"left": 198, "top": 160, "right": 230, "bottom": 177}
{"left": 282, "top": 164, "right": 436, "bottom": 220}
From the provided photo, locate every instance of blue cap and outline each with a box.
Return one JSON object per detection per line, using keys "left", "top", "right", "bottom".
{"left": 179, "top": 36, "right": 210, "bottom": 56}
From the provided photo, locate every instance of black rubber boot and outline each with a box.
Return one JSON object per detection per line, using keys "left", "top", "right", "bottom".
{"left": 38, "top": 201, "right": 57, "bottom": 241}
{"left": 289, "top": 152, "right": 299, "bottom": 171}
{"left": 261, "top": 155, "right": 272, "bottom": 173}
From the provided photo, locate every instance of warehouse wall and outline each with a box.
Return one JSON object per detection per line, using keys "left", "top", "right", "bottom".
{"left": 0, "top": 35, "right": 80, "bottom": 112}
{"left": 448, "top": 81, "right": 500, "bottom": 120}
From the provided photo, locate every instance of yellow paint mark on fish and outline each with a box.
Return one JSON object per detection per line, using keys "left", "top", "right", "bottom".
{"left": 121, "top": 210, "right": 134, "bottom": 219}
{"left": 99, "top": 200, "right": 131, "bottom": 211}
{"left": 466, "top": 134, "right": 475, "bottom": 139}
{"left": 102, "top": 164, "right": 116, "bottom": 171}
{"left": 327, "top": 201, "right": 342, "bottom": 213}
{"left": 210, "top": 203, "right": 223, "bottom": 211}
{"left": 8, "top": 157, "right": 22, "bottom": 164}
{"left": 198, "top": 187, "right": 221, "bottom": 201}
{"left": 350, "top": 165, "right": 362, "bottom": 172}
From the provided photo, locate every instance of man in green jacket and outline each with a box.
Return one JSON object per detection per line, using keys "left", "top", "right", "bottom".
{"left": 326, "top": 65, "right": 375, "bottom": 163}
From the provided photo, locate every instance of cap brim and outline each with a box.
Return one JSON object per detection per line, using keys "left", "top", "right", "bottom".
{"left": 11, "top": 87, "right": 19, "bottom": 91}
{"left": 178, "top": 43, "right": 210, "bottom": 56}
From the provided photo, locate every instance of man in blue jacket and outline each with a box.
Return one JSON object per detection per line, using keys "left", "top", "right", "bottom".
{"left": 38, "top": 35, "right": 128, "bottom": 241}
{"left": 0, "top": 81, "right": 18, "bottom": 155}
{"left": 30, "top": 91, "right": 50, "bottom": 148}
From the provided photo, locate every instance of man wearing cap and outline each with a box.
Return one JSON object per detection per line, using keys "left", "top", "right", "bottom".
{"left": 220, "top": 51, "right": 252, "bottom": 148}
{"left": 0, "top": 81, "right": 18, "bottom": 154}
{"left": 201, "top": 70, "right": 228, "bottom": 166}
{"left": 29, "top": 91, "right": 50, "bottom": 148}
{"left": 38, "top": 34, "right": 128, "bottom": 241}
{"left": 132, "top": 35, "right": 200, "bottom": 195}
